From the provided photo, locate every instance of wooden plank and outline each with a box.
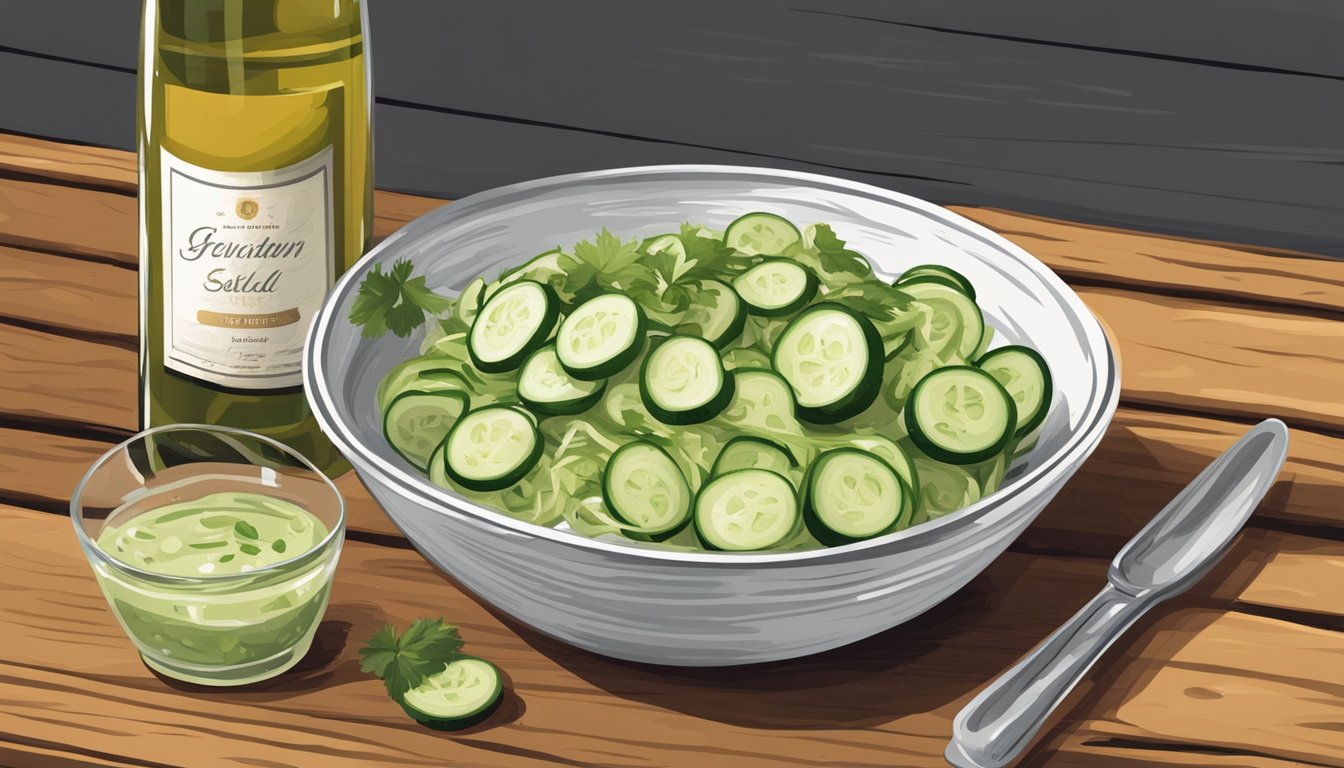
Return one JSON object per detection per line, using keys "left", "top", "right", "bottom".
{"left": 0, "top": 132, "right": 136, "bottom": 194}
{"left": 953, "top": 207, "right": 1344, "bottom": 315}
{"left": 2, "top": 502, "right": 1339, "bottom": 768}
{"left": 0, "top": 323, "right": 136, "bottom": 434}
{"left": 0, "top": 244, "right": 136, "bottom": 341}
{"left": 0, "top": 175, "right": 135, "bottom": 265}
{"left": 1042, "top": 610, "right": 1344, "bottom": 768}
{"left": 4, "top": 2, "right": 1343, "bottom": 256}
{"left": 1077, "top": 286, "right": 1344, "bottom": 434}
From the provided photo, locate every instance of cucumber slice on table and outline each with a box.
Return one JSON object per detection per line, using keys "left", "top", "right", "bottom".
{"left": 772, "top": 303, "right": 884, "bottom": 424}
{"left": 400, "top": 656, "right": 503, "bottom": 730}
{"left": 732, "top": 259, "right": 817, "bottom": 317}
{"left": 443, "top": 405, "right": 544, "bottom": 491}
{"left": 603, "top": 440, "right": 693, "bottom": 541}
{"left": 711, "top": 435, "right": 797, "bottom": 477}
{"left": 517, "top": 344, "right": 606, "bottom": 416}
{"left": 906, "top": 366, "right": 1016, "bottom": 465}
{"left": 693, "top": 469, "right": 800, "bottom": 551}
{"left": 724, "top": 212, "right": 802, "bottom": 256}
{"left": 378, "top": 358, "right": 471, "bottom": 411}
{"left": 719, "top": 368, "right": 802, "bottom": 435}
{"left": 679, "top": 280, "right": 747, "bottom": 348}
{"left": 639, "top": 335, "right": 735, "bottom": 425}
{"left": 468, "top": 280, "right": 559, "bottom": 373}
{"left": 977, "top": 345, "right": 1052, "bottom": 437}
{"left": 803, "top": 448, "right": 910, "bottom": 546}
{"left": 384, "top": 390, "right": 470, "bottom": 471}
{"left": 896, "top": 264, "right": 976, "bottom": 300}
{"left": 901, "top": 279, "right": 984, "bottom": 361}
{"left": 555, "top": 293, "right": 647, "bottom": 380}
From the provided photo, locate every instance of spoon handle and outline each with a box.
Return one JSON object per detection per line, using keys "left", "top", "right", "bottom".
{"left": 945, "top": 584, "right": 1154, "bottom": 768}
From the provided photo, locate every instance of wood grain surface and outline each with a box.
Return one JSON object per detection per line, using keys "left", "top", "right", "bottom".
{"left": 2, "top": 2, "right": 1343, "bottom": 256}
{"left": 1, "top": 131, "right": 1342, "bottom": 767}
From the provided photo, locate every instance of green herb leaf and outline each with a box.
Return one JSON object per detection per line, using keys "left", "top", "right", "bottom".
{"left": 271, "top": 539, "right": 287, "bottom": 553}
{"left": 358, "top": 618, "right": 465, "bottom": 702}
{"left": 238, "top": 543, "right": 262, "bottom": 556}
{"left": 349, "top": 260, "right": 456, "bottom": 338}
{"left": 218, "top": 554, "right": 235, "bottom": 563}
{"left": 811, "top": 224, "right": 872, "bottom": 278}
{"left": 233, "top": 521, "right": 259, "bottom": 540}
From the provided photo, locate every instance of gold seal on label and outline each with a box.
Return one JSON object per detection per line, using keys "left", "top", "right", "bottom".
{"left": 236, "top": 198, "right": 260, "bottom": 220}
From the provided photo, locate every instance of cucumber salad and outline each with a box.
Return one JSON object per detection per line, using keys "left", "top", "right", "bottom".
{"left": 375, "top": 213, "right": 1052, "bottom": 552}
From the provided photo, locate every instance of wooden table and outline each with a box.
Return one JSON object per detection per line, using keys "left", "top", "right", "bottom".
{"left": 2, "top": 131, "right": 1342, "bottom": 768}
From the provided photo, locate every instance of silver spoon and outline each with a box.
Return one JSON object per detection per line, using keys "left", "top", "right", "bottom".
{"left": 946, "top": 418, "right": 1290, "bottom": 768}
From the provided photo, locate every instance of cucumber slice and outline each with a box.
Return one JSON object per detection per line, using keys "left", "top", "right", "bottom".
{"left": 639, "top": 335, "right": 734, "bottom": 425}
{"left": 443, "top": 405, "right": 544, "bottom": 491}
{"left": 517, "top": 344, "right": 606, "bottom": 416}
{"left": 711, "top": 435, "right": 797, "bottom": 477}
{"left": 679, "top": 280, "right": 747, "bottom": 348}
{"left": 603, "top": 440, "right": 693, "bottom": 541}
{"left": 732, "top": 259, "right": 817, "bottom": 317}
{"left": 843, "top": 434, "right": 920, "bottom": 516}
{"left": 721, "top": 347, "right": 771, "bottom": 371}
{"left": 906, "top": 366, "right": 1016, "bottom": 465}
{"left": 724, "top": 212, "right": 802, "bottom": 256}
{"left": 977, "top": 345, "right": 1052, "bottom": 437}
{"left": 883, "top": 343, "right": 946, "bottom": 410}
{"left": 378, "top": 358, "right": 469, "bottom": 411}
{"left": 384, "top": 390, "right": 470, "bottom": 471}
{"left": 400, "top": 656, "right": 503, "bottom": 730}
{"left": 912, "top": 456, "right": 981, "bottom": 521}
{"left": 468, "top": 280, "right": 559, "bottom": 373}
{"left": 901, "top": 280, "right": 984, "bottom": 361}
{"left": 803, "top": 448, "right": 909, "bottom": 546}
{"left": 719, "top": 368, "right": 801, "bottom": 435}
{"left": 454, "top": 276, "right": 487, "bottom": 327}
{"left": 556, "top": 293, "right": 647, "bottom": 380}
{"left": 772, "top": 303, "right": 883, "bottom": 424}
{"left": 896, "top": 265, "right": 976, "bottom": 300}
{"left": 693, "top": 469, "right": 800, "bottom": 551}
{"left": 498, "top": 248, "right": 565, "bottom": 288}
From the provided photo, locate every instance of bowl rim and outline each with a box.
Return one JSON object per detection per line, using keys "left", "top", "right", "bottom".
{"left": 305, "top": 164, "right": 1119, "bottom": 565}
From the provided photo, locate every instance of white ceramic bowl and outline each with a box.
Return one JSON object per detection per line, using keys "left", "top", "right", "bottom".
{"left": 304, "top": 167, "right": 1118, "bottom": 666}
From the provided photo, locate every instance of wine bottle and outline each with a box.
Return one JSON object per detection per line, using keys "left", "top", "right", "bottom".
{"left": 138, "top": 0, "right": 372, "bottom": 474}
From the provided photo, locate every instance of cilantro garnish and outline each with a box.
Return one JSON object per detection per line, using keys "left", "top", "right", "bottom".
{"left": 358, "top": 618, "right": 465, "bottom": 702}
{"left": 810, "top": 224, "right": 872, "bottom": 278}
{"left": 349, "top": 260, "right": 455, "bottom": 338}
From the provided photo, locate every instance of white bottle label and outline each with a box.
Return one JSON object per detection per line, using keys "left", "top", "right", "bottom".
{"left": 160, "top": 146, "right": 333, "bottom": 390}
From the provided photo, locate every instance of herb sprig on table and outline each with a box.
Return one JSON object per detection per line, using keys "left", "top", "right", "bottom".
{"left": 358, "top": 617, "right": 464, "bottom": 701}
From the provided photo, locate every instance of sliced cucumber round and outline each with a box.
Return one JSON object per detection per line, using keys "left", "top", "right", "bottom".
{"left": 517, "top": 344, "right": 606, "bottom": 416}
{"left": 468, "top": 280, "right": 559, "bottom": 373}
{"left": 443, "top": 405, "right": 544, "bottom": 491}
{"left": 883, "top": 343, "right": 946, "bottom": 410}
{"left": 719, "top": 368, "right": 801, "bottom": 435}
{"left": 711, "top": 435, "right": 797, "bottom": 477}
{"left": 639, "top": 335, "right": 734, "bottom": 425}
{"left": 693, "top": 469, "right": 800, "bottom": 551}
{"left": 772, "top": 303, "right": 883, "bottom": 424}
{"left": 378, "top": 358, "right": 470, "bottom": 412}
{"left": 603, "top": 441, "right": 693, "bottom": 542}
{"left": 732, "top": 259, "right": 817, "bottom": 317}
{"left": 901, "top": 279, "right": 984, "bottom": 361}
{"left": 555, "top": 293, "right": 647, "bottom": 380}
{"left": 384, "top": 390, "right": 470, "bottom": 471}
{"left": 400, "top": 656, "right": 503, "bottom": 730}
{"left": 724, "top": 212, "right": 802, "bottom": 256}
{"left": 896, "top": 265, "right": 976, "bottom": 300}
{"left": 803, "top": 448, "right": 909, "bottom": 546}
{"left": 906, "top": 366, "right": 1016, "bottom": 465}
{"left": 977, "top": 345, "right": 1052, "bottom": 437}
{"left": 454, "top": 276, "right": 487, "bottom": 327}
{"left": 679, "top": 280, "right": 747, "bottom": 348}
{"left": 843, "top": 434, "right": 920, "bottom": 517}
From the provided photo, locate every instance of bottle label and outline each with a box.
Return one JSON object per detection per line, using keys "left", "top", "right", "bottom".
{"left": 160, "top": 146, "right": 333, "bottom": 390}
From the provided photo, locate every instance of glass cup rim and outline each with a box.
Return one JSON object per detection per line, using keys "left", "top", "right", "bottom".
{"left": 71, "top": 422, "right": 347, "bottom": 585}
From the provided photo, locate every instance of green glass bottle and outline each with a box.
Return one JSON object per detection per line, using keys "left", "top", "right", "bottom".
{"left": 138, "top": 0, "right": 373, "bottom": 474}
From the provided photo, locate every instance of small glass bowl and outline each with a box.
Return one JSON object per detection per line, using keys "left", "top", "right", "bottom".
{"left": 72, "top": 424, "right": 346, "bottom": 686}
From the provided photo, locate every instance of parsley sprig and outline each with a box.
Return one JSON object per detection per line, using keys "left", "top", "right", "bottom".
{"left": 358, "top": 618, "right": 464, "bottom": 701}
{"left": 349, "top": 260, "right": 455, "bottom": 338}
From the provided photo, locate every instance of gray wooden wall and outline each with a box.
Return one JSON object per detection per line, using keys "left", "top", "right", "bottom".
{"left": 2, "top": 0, "right": 1342, "bottom": 256}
